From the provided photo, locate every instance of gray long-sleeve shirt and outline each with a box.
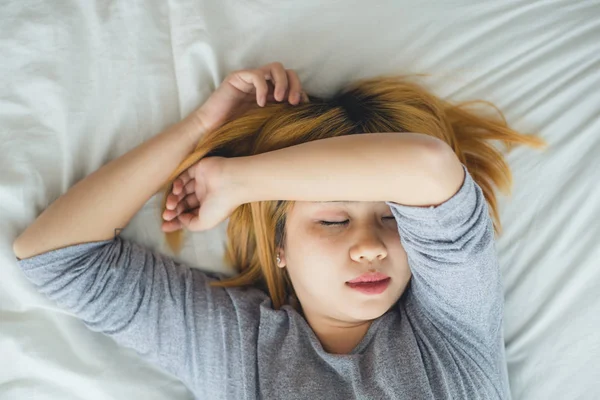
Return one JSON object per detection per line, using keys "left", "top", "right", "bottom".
{"left": 16, "top": 164, "right": 511, "bottom": 399}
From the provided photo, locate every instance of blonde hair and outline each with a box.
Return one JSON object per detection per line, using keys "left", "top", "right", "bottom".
{"left": 158, "top": 74, "right": 547, "bottom": 310}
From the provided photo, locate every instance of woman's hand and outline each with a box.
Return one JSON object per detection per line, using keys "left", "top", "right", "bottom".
{"left": 161, "top": 156, "right": 239, "bottom": 232}
{"left": 193, "top": 62, "right": 307, "bottom": 133}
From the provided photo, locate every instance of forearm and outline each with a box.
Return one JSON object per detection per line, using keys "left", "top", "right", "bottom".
{"left": 227, "top": 132, "right": 458, "bottom": 206}
{"left": 14, "top": 112, "right": 205, "bottom": 260}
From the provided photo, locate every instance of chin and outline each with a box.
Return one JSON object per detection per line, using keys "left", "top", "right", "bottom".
{"left": 349, "top": 301, "right": 395, "bottom": 321}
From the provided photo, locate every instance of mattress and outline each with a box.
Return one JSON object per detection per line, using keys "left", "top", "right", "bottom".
{"left": 2, "top": 1, "right": 599, "bottom": 399}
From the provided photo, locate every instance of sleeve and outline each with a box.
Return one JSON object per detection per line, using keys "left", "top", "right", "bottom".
{"left": 15, "top": 235, "right": 266, "bottom": 390}
{"left": 385, "top": 163, "right": 509, "bottom": 396}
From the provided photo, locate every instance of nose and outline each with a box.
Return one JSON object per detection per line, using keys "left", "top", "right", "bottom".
{"left": 349, "top": 232, "right": 388, "bottom": 264}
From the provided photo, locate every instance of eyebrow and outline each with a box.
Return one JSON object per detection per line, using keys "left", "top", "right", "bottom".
{"left": 318, "top": 201, "right": 351, "bottom": 203}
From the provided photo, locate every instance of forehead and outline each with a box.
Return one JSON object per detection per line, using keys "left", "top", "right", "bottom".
{"left": 293, "top": 200, "right": 389, "bottom": 210}
{"left": 315, "top": 201, "right": 389, "bottom": 205}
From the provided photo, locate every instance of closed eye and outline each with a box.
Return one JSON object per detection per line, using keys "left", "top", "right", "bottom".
{"left": 319, "top": 216, "right": 396, "bottom": 226}
{"left": 319, "top": 220, "right": 349, "bottom": 226}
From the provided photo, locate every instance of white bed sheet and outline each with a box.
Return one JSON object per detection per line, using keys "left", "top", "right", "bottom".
{"left": 1, "top": 1, "right": 599, "bottom": 399}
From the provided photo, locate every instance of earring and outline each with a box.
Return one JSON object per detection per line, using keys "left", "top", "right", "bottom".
{"left": 276, "top": 254, "right": 281, "bottom": 265}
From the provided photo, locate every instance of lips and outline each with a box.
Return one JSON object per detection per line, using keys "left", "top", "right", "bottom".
{"left": 346, "top": 278, "right": 391, "bottom": 295}
{"left": 345, "top": 272, "right": 391, "bottom": 295}
{"left": 347, "top": 271, "right": 390, "bottom": 284}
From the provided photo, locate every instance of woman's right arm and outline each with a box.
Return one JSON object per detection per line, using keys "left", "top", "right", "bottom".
{"left": 16, "top": 235, "right": 266, "bottom": 394}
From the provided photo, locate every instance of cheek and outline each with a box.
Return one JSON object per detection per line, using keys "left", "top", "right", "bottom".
{"left": 294, "top": 224, "right": 345, "bottom": 252}
{"left": 285, "top": 234, "right": 344, "bottom": 289}
{"left": 391, "top": 236, "right": 408, "bottom": 257}
{"left": 288, "top": 240, "right": 342, "bottom": 279}
{"left": 385, "top": 226, "right": 405, "bottom": 251}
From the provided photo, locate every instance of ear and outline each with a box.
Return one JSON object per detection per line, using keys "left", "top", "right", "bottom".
{"left": 276, "top": 248, "right": 286, "bottom": 268}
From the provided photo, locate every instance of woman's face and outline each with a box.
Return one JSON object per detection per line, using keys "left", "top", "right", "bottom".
{"left": 278, "top": 201, "right": 411, "bottom": 323}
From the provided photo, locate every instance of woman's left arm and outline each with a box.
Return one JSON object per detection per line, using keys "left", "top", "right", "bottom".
{"left": 13, "top": 112, "right": 205, "bottom": 260}
{"left": 386, "top": 165, "right": 509, "bottom": 398}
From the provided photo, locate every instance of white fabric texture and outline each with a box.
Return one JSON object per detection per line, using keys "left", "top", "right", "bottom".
{"left": 1, "top": 1, "right": 599, "bottom": 399}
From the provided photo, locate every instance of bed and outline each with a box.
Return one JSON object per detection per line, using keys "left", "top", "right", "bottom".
{"left": 2, "top": 1, "right": 599, "bottom": 399}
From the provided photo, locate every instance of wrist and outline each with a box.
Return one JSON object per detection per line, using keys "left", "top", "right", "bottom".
{"left": 184, "top": 108, "right": 210, "bottom": 143}
{"left": 221, "top": 156, "right": 252, "bottom": 205}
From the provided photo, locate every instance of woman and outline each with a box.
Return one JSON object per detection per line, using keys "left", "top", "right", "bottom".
{"left": 13, "top": 62, "right": 545, "bottom": 399}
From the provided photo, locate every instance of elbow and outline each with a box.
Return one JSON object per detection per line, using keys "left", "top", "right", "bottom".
{"left": 424, "top": 140, "right": 466, "bottom": 206}
{"left": 428, "top": 138, "right": 462, "bottom": 171}
{"left": 13, "top": 232, "right": 38, "bottom": 261}
{"left": 13, "top": 247, "right": 23, "bottom": 262}
{"left": 13, "top": 236, "right": 27, "bottom": 261}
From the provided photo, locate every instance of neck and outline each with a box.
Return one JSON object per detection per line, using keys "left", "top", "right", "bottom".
{"left": 303, "top": 310, "right": 373, "bottom": 355}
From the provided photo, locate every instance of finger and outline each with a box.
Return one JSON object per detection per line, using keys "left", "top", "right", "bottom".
{"left": 168, "top": 178, "right": 196, "bottom": 210}
{"left": 163, "top": 193, "right": 199, "bottom": 221}
{"left": 179, "top": 193, "right": 200, "bottom": 211}
{"left": 179, "top": 170, "right": 197, "bottom": 186}
{"left": 163, "top": 205, "right": 185, "bottom": 222}
{"left": 285, "top": 69, "right": 303, "bottom": 105}
{"left": 169, "top": 176, "right": 190, "bottom": 201}
{"left": 168, "top": 188, "right": 199, "bottom": 215}
{"left": 263, "top": 82, "right": 276, "bottom": 101}
{"left": 162, "top": 218, "right": 182, "bottom": 232}
{"left": 167, "top": 181, "right": 192, "bottom": 210}
{"left": 301, "top": 91, "right": 310, "bottom": 103}
{"left": 170, "top": 179, "right": 182, "bottom": 197}
{"left": 182, "top": 178, "right": 196, "bottom": 195}
{"left": 237, "top": 70, "right": 269, "bottom": 107}
{"left": 166, "top": 193, "right": 178, "bottom": 210}
{"left": 262, "top": 62, "right": 288, "bottom": 102}
{"left": 177, "top": 207, "right": 201, "bottom": 230}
